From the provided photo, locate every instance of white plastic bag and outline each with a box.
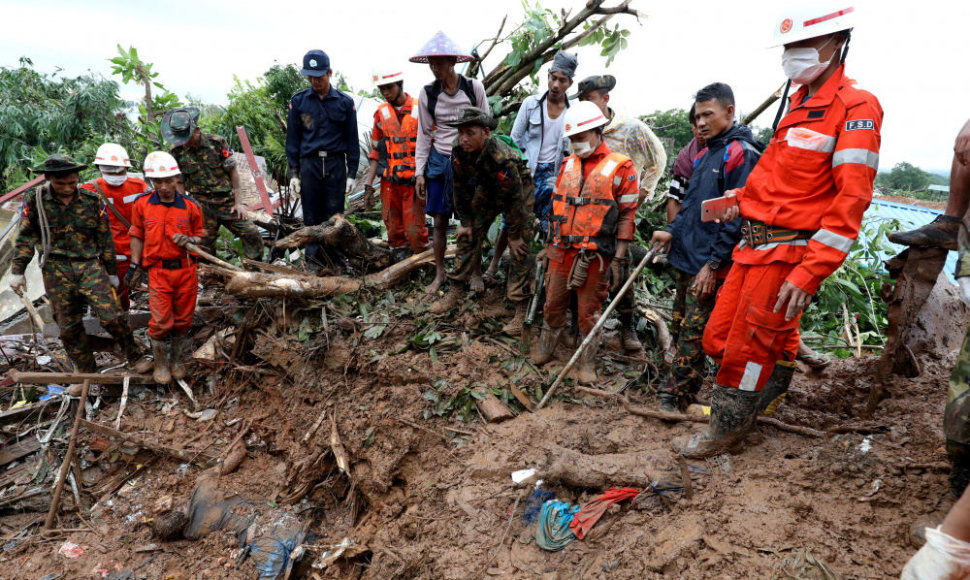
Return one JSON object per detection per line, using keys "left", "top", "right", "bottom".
{"left": 902, "top": 526, "right": 970, "bottom": 579}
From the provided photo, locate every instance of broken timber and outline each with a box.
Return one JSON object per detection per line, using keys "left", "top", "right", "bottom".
{"left": 8, "top": 370, "right": 155, "bottom": 385}
{"left": 79, "top": 419, "right": 218, "bottom": 463}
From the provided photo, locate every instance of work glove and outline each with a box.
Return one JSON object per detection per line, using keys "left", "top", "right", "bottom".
{"left": 610, "top": 255, "right": 630, "bottom": 292}
{"left": 960, "top": 277, "right": 970, "bottom": 307}
{"left": 363, "top": 184, "right": 376, "bottom": 211}
{"left": 9, "top": 274, "right": 26, "bottom": 295}
{"left": 289, "top": 177, "right": 301, "bottom": 196}
{"left": 108, "top": 275, "right": 120, "bottom": 289}
{"left": 346, "top": 178, "right": 356, "bottom": 194}
{"left": 125, "top": 264, "right": 144, "bottom": 289}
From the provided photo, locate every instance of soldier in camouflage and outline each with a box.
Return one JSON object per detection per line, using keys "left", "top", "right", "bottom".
{"left": 162, "top": 107, "right": 263, "bottom": 261}
{"left": 429, "top": 107, "right": 535, "bottom": 335}
{"left": 9, "top": 155, "right": 150, "bottom": 374}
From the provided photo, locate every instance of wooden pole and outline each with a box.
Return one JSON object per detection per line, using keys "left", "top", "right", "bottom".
{"left": 44, "top": 379, "right": 90, "bottom": 529}
{"left": 184, "top": 242, "right": 244, "bottom": 272}
{"left": 536, "top": 247, "right": 657, "bottom": 409}
{"left": 9, "top": 370, "right": 153, "bottom": 385}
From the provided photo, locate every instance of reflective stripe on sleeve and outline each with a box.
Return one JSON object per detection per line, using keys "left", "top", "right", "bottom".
{"left": 617, "top": 194, "right": 639, "bottom": 204}
{"left": 122, "top": 193, "right": 141, "bottom": 204}
{"left": 812, "top": 228, "right": 854, "bottom": 253}
{"left": 739, "top": 361, "right": 763, "bottom": 391}
{"left": 832, "top": 148, "right": 879, "bottom": 171}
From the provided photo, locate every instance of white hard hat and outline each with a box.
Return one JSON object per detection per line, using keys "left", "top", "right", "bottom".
{"left": 563, "top": 101, "right": 609, "bottom": 138}
{"left": 143, "top": 151, "right": 181, "bottom": 179}
{"left": 372, "top": 69, "right": 405, "bottom": 89}
{"left": 771, "top": 3, "right": 855, "bottom": 47}
{"left": 94, "top": 143, "right": 132, "bottom": 168}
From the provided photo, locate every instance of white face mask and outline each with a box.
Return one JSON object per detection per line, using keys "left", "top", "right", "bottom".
{"left": 572, "top": 140, "right": 593, "bottom": 158}
{"left": 781, "top": 38, "right": 835, "bottom": 85}
{"left": 101, "top": 171, "right": 127, "bottom": 187}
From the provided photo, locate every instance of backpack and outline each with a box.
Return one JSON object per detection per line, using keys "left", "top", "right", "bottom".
{"left": 424, "top": 76, "right": 478, "bottom": 124}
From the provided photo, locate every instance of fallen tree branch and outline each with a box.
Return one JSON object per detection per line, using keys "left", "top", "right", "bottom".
{"left": 79, "top": 419, "right": 219, "bottom": 463}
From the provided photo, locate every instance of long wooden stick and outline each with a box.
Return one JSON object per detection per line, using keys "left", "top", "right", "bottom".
{"left": 9, "top": 370, "right": 153, "bottom": 385}
{"left": 44, "top": 379, "right": 90, "bottom": 529}
{"left": 536, "top": 247, "right": 657, "bottom": 409}
{"left": 184, "top": 242, "right": 243, "bottom": 272}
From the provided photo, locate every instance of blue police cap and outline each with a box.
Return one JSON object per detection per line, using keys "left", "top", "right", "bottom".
{"left": 302, "top": 50, "right": 331, "bottom": 77}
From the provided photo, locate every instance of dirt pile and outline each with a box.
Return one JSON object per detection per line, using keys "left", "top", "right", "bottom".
{"left": 0, "top": 279, "right": 958, "bottom": 579}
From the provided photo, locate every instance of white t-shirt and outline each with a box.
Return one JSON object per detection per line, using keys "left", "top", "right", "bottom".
{"left": 538, "top": 99, "right": 566, "bottom": 164}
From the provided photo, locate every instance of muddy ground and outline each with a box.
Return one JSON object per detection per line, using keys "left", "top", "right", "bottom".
{"left": 0, "top": 277, "right": 957, "bottom": 579}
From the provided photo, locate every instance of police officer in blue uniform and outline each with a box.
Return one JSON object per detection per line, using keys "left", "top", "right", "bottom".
{"left": 286, "top": 49, "right": 360, "bottom": 266}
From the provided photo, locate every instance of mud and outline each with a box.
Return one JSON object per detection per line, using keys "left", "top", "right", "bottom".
{"left": 0, "top": 282, "right": 960, "bottom": 579}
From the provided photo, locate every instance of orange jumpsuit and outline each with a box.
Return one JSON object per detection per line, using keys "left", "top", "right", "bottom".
{"left": 81, "top": 177, "right": 149, "bottom": 310}
{"left": 545, "top": 142, "right": 639, "bottom": 335}
{"left": 368, "top": 95, "right": 429, "bottom": 254}
{"left": 129, "top": 192, "right": 204, "bottom": 340}
{"left": 703, "top": 65, "right": 883, "bottom": 392}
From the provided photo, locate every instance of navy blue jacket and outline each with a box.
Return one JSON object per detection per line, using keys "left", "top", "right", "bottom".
{"left": 667, "top": 123, "right": 761, "bottom": 276}
{"left": 286, "top": 86, "right": 359, "bottom": 178}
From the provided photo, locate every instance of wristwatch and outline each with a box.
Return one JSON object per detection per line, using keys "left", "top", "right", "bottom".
{"left": 707, "top": 260, "right": 721, "bottom": 271}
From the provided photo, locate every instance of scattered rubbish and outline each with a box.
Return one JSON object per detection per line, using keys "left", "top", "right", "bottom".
{"left": 184, "top": 408, "right": 217, "bottom": 422}
{"left": 38, "top": 385, "right": 64, "bottom": 401}
{"left": 312, "top": 537, "right": 360, "bottom": 570}
{"left": 176, "top": 378, "right": 198, "bottom": 410}
{"left": 569, "top": 487, "right": 640, "bottom": 539}
{"left": 686, "top": 404, "right": 710, "bottom": 417}
{"left": 36, "top": 355, "right": 51, "bottom": 365}
{"left": 859, "top": 436, "right": 873, "bottom": 453}
{"left": 58, "top": 541, "right": 86, "bottom": 558}
{"left": 511, "top": 468, "right": 536, "bottom": 484}
{"left": 523, "top": 487, "right": 556, "bottom": 524}
{"left": 535, "top": 500, "right": 579, "bottom": 551}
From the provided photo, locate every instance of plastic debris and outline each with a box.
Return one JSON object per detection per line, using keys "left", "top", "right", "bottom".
{"left": 58, "top": 541, "right": 86, "bottom": 558}
{"left": 535, "top": 500, "right": 579, "bottom": 551}
{"left": 511, "top": 468, "right": 536, "bottom": 483}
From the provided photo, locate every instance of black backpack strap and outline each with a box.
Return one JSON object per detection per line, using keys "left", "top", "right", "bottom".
{"left": 424, "top": 80, "right": 442, "bottom": 124}
{"left": 458, "top": 75, "right": 477, "bottom": 108}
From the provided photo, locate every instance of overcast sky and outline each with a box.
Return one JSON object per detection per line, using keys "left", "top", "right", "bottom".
{"left": 3, "top": 0, "right": 967, "bottom": 174}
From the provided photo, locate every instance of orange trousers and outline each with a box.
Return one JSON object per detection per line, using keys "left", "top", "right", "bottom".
{"left": 381, "top": 181, "right": 429, "bottom": 254}
{"left": 702, "top": 261, "right": 801, "bottom": 392}
{"left": 543, "top": 247, "right": 612, "bottom": 335}
{"left": 147, "top": 264, "right": 198, "bottom": 339}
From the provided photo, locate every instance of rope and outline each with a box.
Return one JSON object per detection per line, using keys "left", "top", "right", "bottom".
{"left": 34, "top": 183, "right": 52, "bottom": 269}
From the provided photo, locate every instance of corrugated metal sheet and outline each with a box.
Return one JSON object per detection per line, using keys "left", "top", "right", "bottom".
{"left": 864, "top": 198, "right": 956, "bottom": 281}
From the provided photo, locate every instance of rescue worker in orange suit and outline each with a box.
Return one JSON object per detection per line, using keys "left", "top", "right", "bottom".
{"left": 81, "top": 143, "right": 149, "bottom": 311}
{"left": 362, "top": 68, "right": 429, "bottom": 262}
{"left": 532, "top": 101, "right": 640, "bottom": 383}
{"left": 127, "top": 152, "right": 204, "bottom": 385}
{"left": 675, "top": 4, "right": 883, "bottom": 457}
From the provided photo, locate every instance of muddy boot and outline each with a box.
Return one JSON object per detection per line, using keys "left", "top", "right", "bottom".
{"left": 152, "top": 338, "right": 172, "bottom": 384}
{"left": 888, "top": 214, "right": 961, "bottom": 251}
{"left": 758, "top": 361, "right": 797, "bottom": 415}
{"left": 170, "top": 332, "right": 191, "bottom": 381}
{"left": 502, "top": 302, "right": 527, "bottom": 336}
{"left": 430, "top": 286, "right": 464, "bottom": 314}
{"left": 572, "top": 331, "right": 601, "bottom": 384}
{"left": 532, "top": 325, "right": 563, "bottom": 365}
{"left": 677, "top": 385, "right": 760, "bottom": 458}
{"left": 619, "top": 311, "right": 643, "bottom": 353}
{"left": 128, "top": 352, "right": 154, "bottom": 375}
{"left": 657, "top": 392, "right": 680, "bottom": 414}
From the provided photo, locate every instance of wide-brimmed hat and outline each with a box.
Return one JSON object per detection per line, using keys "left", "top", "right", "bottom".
{"left": 570, "top": 74, "right": 617, "bottom": 100}
{"left": 161, "top": 107, "right": 201, "bottom": 146}
{"left": 409, "top": 31, "right": 473, "bottom": 63}
{"left": 444, "top": 107, "right": 498, "bottom": 130}
{"left": 31, "top": 153, "right": 87, "bottom": 175}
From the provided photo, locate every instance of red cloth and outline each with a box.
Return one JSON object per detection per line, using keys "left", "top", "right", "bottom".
{"left": 702, "top": 261, "right": 801, "bottom": 392}
{"left": 147, "top": 264, "right": 198, "bottom": 339}
{"left": 733, "top": 65, "right": 882, "bottom": 295}
{"left": 569, "top": 487, "right": 640, "bottom": 539}
{"left": 381, "top": 180, "right": 429, "bottom": 253}
{"left": 81, "top": 177, "right": 148, "bottom": 258}
{"left": 543, "top": 246, "right": 611, "bottom": 335}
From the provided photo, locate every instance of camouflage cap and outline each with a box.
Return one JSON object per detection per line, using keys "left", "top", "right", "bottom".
{"left": 572, "top": 74, "right": 617, "bottom": 99}
{"left": 445, "top": 106, "right": 498, "bottom": 130}
{"left": 31, "top": 153, "right": 87, "bottom": 175}
{"left": 161, "top": 107, "right": 201, "bottom": 146}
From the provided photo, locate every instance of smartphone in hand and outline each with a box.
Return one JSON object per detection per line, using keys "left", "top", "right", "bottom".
{"left": 701, "top": 195, "right": 739, "bottom": 223}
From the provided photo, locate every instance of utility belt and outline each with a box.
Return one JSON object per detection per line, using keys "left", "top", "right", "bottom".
{"left": 740, "top": 220, "right": 815, "bottom": 248}
{"left": 551, "top": 194, "right": 614, "bottom": 207}
{"left": 153, "top": 257, "right": 197, "bottom": 270}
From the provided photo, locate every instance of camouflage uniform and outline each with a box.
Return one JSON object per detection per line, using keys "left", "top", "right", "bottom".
{"left": 657, "top": 270, "right": 725, "bottom": 407}
{"left": 12, "top": 185, "right": 140, "bottom": 372}
{"left": 170, "top": 133, "right": 263, "bottom": 260}
{"left": 945, "top": 225, "right": 970, "bottom": 495}
{"left": 451, "top": 135, "right": 535, "bottom": 303}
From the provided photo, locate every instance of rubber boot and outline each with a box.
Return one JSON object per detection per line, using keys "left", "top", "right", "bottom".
{"left": 152, "top": 338, "right": 172, "bottom": 384}
{"left": 619, "top": 310, "right": 643, "bottom": 352}
{"left": 170, "top": 332, "right": 191, "bottom": 381}
{"left": 561, "top": 310, "right": 579, "bottom": 348}
{"left": 430, "top": 286, "right": 464, "bottom": 314}
{"left": 657, "top": 392, "right": 679, "bottom": 414}
{"left": 758, "top": 361, "right": 797, "bottom": 415}
{"left": 502, "top": 302, "right": 528, "bottom": 336}
{"left": 677, "top": 385, "right": 760, "bottom": 458}
{"left": 572, "top": 330, "right": 601, "bottom": 384}
{"left": 532, "top": 325, "right": 563, "bottom": 366}
{"left": 887, "top": 214, "right": 961, "bottom": 251}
